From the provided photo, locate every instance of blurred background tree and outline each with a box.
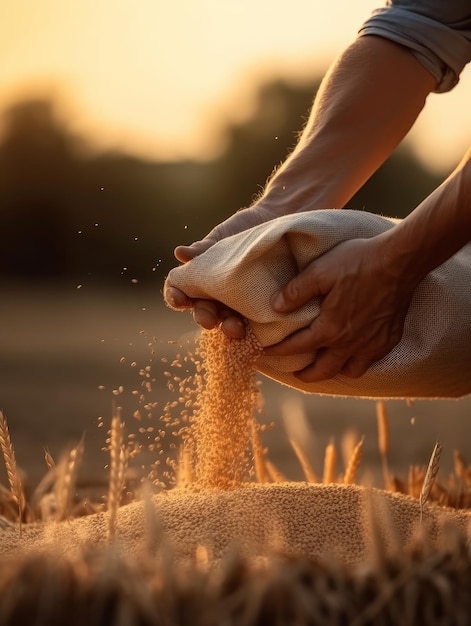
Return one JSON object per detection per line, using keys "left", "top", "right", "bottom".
{"left": 0, "top": 76, "right": 444, "bottom": 288}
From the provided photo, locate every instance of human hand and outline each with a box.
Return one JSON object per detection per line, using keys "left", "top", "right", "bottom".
{"left": 165, "top": 204, "right": 278, "bottom": 338}
{"left": 264, "top": 236, "right": 415, "bottom": 381}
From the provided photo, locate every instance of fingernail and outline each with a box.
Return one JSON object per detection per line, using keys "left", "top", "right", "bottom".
{"left": 271, "top": 291, "right": 286, "bottom": 312}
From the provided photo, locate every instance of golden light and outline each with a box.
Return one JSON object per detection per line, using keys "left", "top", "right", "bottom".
{"left": 1, "top": 0, "right": 470, "bottom": 169}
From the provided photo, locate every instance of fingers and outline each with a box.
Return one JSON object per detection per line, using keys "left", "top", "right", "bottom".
{"left": 295, "top": 348, "right": 351, "bottom": 383}
{"left": 341, "top": 357, "right": 372, "bottom": 379}
{"left": 164, "top": 286, "right": 192, "bottom": 309}
{"left": 264, "top": 324, "right": 325, "bottom": 357}
{"left": 192, "top": 300, "right": 219, "bottom": 329}
{"left": 264, "top": 317, "right": 389, "bottom": 382}
{"left": 293, "top": 349, "right": 376, "bottom": 383}
{"left": 165, "top": 289, "right": 246, "bottom": 339}
{"left": 271, "top": 262, "right": 323, "bottom": 313}
{"left": 220, "top": 316, "right": 246, "bottom": 339}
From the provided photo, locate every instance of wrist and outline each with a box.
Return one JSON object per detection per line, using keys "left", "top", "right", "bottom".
{"left": 376, "top": 225, "right": 431, "bottom": 294}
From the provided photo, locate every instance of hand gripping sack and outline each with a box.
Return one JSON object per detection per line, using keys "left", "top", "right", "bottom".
{"left": 165, "top": 210, "right": 471, "bottom": 399}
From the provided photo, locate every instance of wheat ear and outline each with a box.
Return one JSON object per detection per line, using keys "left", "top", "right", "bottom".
{"left": 323, "top": 439, "right": 337, "bottom": 484}
{"left": 420, "top": 441, "right": 443, "bottom": 524}
{"left": 0, "top": 410, "right": 26, "bottom": 529}
{"left": 344, "top": 436, "right": 365, "bottom": 485}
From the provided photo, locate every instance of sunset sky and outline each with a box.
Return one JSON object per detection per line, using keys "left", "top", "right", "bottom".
{"left": 2, "top": 0, "right": 471, "bottom": 172}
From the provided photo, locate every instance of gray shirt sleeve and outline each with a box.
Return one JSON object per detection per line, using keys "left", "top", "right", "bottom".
{"left": 358, "top": 1, "right": 471, "bottom": 92}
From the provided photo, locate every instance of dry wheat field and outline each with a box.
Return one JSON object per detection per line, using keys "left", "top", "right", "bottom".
{"left": 1, "top": 319, "right": 471, "bottom": 625}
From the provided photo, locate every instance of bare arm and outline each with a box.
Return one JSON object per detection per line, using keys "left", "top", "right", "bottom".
{"left": 380, "top": 147, "right": 471, "bottom": 288}
{"left": 165, "top": 35, "right": 436, "bottom": 335}
{"left": 260, "top": 35, "right": 436, "bottom": 212}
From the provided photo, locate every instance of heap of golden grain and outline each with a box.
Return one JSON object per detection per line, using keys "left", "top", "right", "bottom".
{"left": 0, "top": 327, "right": 471, "bottom": 624}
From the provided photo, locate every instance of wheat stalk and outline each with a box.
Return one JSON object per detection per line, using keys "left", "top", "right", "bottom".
{"left": 108, "top": 409, "right": 127, "bottom": 540}
{"left": 264, "top": 460, "right": 286, "bottom": 483}
{"left": 344, "top": 436, "right": 365, "bottom": 485}
{"left": 0, "top": 410, "right": 25, "bottom": 530}
{"left": 176, "top": 442, "right": 194, "bottom": 487}
{"left": 376, "top": 400, "right": 390, "bottom": 489}
{"left": 289, "top": 438, "right": 318, "bottom": 483}
{"left": 420, "top": 441, "right": 443, "bottom": 524}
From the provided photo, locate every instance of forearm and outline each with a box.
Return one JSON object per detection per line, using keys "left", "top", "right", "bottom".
{"left": 380, "top": 147, "right": 471, "bottom": 289}
{"left": 260, "top": 35, "right": 436, "bottom": 212}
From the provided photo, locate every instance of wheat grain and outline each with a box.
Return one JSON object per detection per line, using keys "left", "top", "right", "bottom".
{"left": 44, "top": 447, "right": 56, "bottom": 469}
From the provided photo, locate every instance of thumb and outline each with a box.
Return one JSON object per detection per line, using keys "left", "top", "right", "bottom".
{"left": 174, "top": 238, "right": 215, "bottom": 263}
{"left": 174, "top": 205, "right": 273, "bottom": 263}
{"left": 174, "top": 222, "right": 228, "bottom": 263}
{"left": 271, "top": 263, "right": 323, "bottom": 313}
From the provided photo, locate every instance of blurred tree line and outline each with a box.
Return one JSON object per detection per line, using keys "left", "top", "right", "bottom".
{"left": 0, "top": 77, "right": 443, "bottom": 288}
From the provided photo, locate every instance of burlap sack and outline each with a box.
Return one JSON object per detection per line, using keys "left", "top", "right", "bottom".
{"left": 165, "top": 210, "right": 471, "bottom": 399}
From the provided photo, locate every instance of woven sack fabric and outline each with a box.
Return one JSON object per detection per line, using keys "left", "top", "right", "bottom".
{"left": 165, "top": 210, "right": 471, "bottom": 399}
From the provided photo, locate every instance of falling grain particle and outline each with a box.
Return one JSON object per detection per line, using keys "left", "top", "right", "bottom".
{"left": 44, "top": 447, "right": 56, "bottom": 469}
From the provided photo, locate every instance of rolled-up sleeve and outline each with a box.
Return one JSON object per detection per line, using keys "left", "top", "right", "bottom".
{"left": 359, "top": 1, "right": 471, "bottom": 92}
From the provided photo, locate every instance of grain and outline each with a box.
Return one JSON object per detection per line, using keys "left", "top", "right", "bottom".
{"left": 187, "top": 327, "right": 262, "bottom": 490}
